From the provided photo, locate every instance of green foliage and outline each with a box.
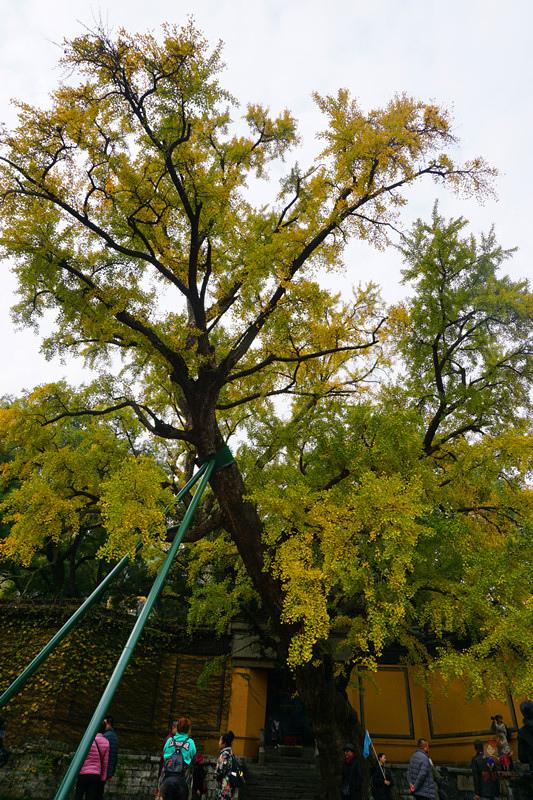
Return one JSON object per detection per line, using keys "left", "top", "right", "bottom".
{"left": 0, "top": 602, "right": 185, "bottom": 738}
{"left": 0, "top": 385, "right": 173, "bottom": 596}
{"left": 397, "top": 205, "right": 532, "bottom": 452}
{"left": 195, "top": 654, "right": 227, "bottom": 691}
{"left": 229, "top": 213, "right": 532, "bottom": 691}
{"left": 0, "top": 23, "right": 492, "bottom": 406}
{"left": 186, "top": 533, "right": 257, "bottom": 636}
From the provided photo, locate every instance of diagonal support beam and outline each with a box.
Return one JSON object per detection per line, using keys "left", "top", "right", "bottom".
{"left": 0, "top": 464, "right": 208, "bottom": 710}
{"left": 53, "top": 458, "right": 215, "bottom": 800}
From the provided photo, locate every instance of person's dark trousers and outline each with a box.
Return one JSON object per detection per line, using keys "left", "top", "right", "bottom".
{"left": 75, "top": 774, "right": 102, "bottom": 800}
{"left": 96, "top": 778, "right": 107, "bottom": 799}
{"left": 161, "top": 776, "right": 188, "bottom": 800}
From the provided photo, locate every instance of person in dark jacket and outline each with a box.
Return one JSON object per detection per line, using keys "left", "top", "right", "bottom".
{"left": 470, "top": 740, "right": 498, "bottom": 799}
{"left": 340, "top": 743, "right": 361, "bottom": 800}
{"left": 407, "top": 739, "right": 437, "bottom": 800}
{"left": 215, "top": 730, "right": 239, "bottom": 800}
{"left": 192, "top": 752, "right": 207, "bottom": 798}
{"left": 102, "top": 716, "right": 118, "bottom": 789}
{"left": 517, "top": 700, "right": 533, "bottom": 799}
{"left": 371, "top": 752, "right": 393, "bottom": 800}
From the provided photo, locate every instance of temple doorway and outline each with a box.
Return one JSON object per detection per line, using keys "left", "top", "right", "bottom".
{"left": 265, "top": 668, "right": 314, "bottom": 747}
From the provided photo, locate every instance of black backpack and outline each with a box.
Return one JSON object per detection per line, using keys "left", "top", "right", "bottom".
{"left": 227, "top": 753, "right": 244, "bottom": 790}
{"left": 164, "top": 737, "right": 188, "bottom": 778}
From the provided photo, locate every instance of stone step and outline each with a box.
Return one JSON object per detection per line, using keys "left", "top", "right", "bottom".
{"left": 245, "top": 777, "right": 319, "bottom": 783}
{"left": 264, "top": 746, "right": 317, "bottom": 763}
{"left": 242, "top": 794, "right": 321, "bottom": 800}
{"left": 240, "top": 761, "right": 322, "bottom": 800}
{"left": 245, "top": 772, "right": 319, "bottom": 780}
{"left": 242, "top": 792, "right": 319, "bottom": 800}
{"left": 265, "top": 754, "right": 317, "bottom": 764}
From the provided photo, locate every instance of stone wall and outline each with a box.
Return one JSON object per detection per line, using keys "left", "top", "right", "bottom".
{"left": 1, "top": 747, "right": 531, "bottom": 800}
{"left": 386, "top": 761, "right": 528, "bottom": 799}
{"left": 0, "top": 603, "right": 232, "bottom": 756}
{"left": 0, "top": 742, "right": 220, "bottom": 800}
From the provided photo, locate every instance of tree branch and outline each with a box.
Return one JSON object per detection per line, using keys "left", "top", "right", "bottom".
{"left": 215, "top": 162, "right": 467, "bottom": 381}
{"left": 0, "top": 157, "right": 191, "bottom": 297}
{"left": 225, "top": 319, "right": 386, "bottom": 384}
{"left": 42, "top": 399, "right": 194, "bottom": 442}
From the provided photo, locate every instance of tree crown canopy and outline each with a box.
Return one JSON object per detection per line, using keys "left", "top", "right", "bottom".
{"left": 0, "top": 21, "right": 495, "bottom": 440}
{"left": 229, "top": 210, "right": 532, "bottom": 688}
{"left": 398, "top": 206, "right": 532, "bottom": 453}
{"left": 1, "top": 23, "right": 531, "bottom": 703}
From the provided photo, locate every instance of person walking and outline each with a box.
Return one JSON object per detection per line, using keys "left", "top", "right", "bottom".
{"left": 490, "top": 714, "right": 512, "bottom": 755}
{"left": 156, "top": 721, "right": 178, "bottom": 800}
{"left": 270, "top": 718, "right": 282, "bottom": 749}
{"left": 215, "top": 731, "right": 242, "bottom": 799}
{"left": 192, "top": 752, "right": 207, "bottom": 799}
{"left": 407, "top": 739, "right": 437, "bottom": 800}
{"left": 74, "top": 730, "right": 109, "bottom": 800}
{"left": 340, "top": 743, "right": 361, "bottom": 800}
{"left": 371, "top": 752, "right": 393, "bottom": 800}
{"left": 517, "top": 701, "right": 533, "bottom": 800}
{"left": 160, "top": 717, "right": 196, "bottom": 800}
{"left": 471, "top": 740, "right": 498, "bottom": 800}
{"left": 100, "top": 715, "right": 118, "bottom": 795}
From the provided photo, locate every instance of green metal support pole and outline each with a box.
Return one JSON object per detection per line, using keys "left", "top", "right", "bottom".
{"left": 53, "top": 459, "right": 215, "bottom": 800}
{"left": 0, "top": 464, "right": 208, "bottom": 710}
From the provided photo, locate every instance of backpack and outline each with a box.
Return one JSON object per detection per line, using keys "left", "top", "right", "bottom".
{"left": 227, "top": 753, "right": 244, "bottom": 790}
{"left": 481, "top": 756, "right": 499, "bottom": 785}
{"left": 164, "top": 737, "right": 188, "bottom": 778}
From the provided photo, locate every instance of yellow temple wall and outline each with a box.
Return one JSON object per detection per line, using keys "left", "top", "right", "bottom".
{"left": 348, "top": 665, "right": 522, "bottom": 763}
{"left": 228, "top": 663, "right": 524, "bottom": 764}
{"left": 227, "top": 667, "right": 269, "bottom": 758}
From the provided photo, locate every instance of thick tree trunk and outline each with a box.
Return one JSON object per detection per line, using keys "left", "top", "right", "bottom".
{"left": 44, "top": 541, "right": 65, "bottom": 595}
{"left": 191, "top": 399, "right": 286, "bottom": 628}
{"left": 209, "top": 460, "right": 370, "bottom": 798}
{"left": 191, "top": 402, "right": 368, "bottom": 798}
{"left": 210, "top": 462, "right": 285, "bottom": 620}
{"left": 294, "top": 655, "right": 368, "bottom": 800}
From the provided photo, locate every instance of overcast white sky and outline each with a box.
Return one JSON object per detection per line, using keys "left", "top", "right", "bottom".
{"left": 1, "top": 0, "right": 532, "bottom": 396}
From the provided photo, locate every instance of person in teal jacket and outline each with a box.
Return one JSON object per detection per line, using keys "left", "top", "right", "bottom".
{"left": 160, "top": 717, "right": 197, "bottom": 800}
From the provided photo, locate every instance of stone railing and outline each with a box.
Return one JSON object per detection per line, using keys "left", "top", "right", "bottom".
{"left": 387, "top": 761, "right": 529, "bottom": 799}
{"left": 0, "top": 742, "right": 219, "bottom": 800}
{"left": 0, "top": 744, "right": 530, "bottom": 800}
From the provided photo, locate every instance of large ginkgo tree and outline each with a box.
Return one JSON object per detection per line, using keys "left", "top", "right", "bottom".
{"left": 1, "top": 22, "right": 531, "bottom": 798}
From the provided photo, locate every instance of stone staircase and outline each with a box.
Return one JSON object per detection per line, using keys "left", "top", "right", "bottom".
{"left": 242, "top": 748, "right": 321, "bottom": 800}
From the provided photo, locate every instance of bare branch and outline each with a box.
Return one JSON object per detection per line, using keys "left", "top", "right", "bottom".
{"left": 0, "top": 157, "right": 191, "bottom": 296}
{"left": 215, "top": 162, "right": 471, "bottom": 380}
{"left": 180, "top": 509, "right": 226, "bottom": 543}
{"left": 42, "top": 399, "right": 194, "bottom": 442}
{"left": 225, "top": 318, "right": 386, "bottom": 384}
{"left": 51, "top": 257, "right": 190, "bottom": 385}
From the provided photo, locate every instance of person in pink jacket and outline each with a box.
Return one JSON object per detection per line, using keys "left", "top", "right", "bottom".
{"left": 74, "top": 731, "right": 109, "bottom": 800}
